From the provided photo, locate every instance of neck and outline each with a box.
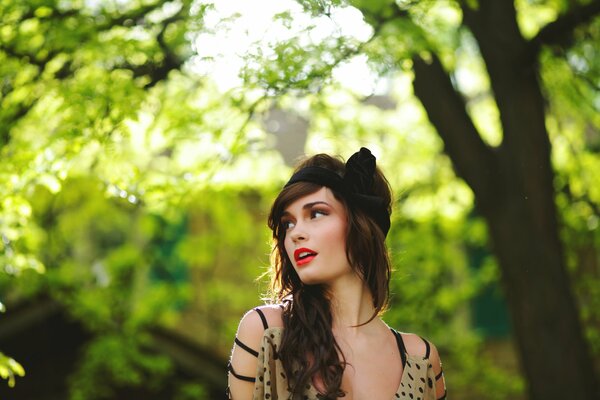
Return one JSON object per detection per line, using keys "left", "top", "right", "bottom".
{"left": 328, "top": 274, "right": 379, "bottom": 334}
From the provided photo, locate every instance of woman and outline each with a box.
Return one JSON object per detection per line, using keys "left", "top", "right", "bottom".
{"left": 228, "top": 148, "right": 447, "bottom": 399}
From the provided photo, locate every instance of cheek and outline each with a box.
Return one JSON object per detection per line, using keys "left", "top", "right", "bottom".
{"left": 326, "top": 221, "right": 347, "bottom": 251}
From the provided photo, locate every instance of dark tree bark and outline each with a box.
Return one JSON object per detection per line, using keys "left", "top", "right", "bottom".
{"left": 410, "top": 1, "right": 600, "bottom": 399}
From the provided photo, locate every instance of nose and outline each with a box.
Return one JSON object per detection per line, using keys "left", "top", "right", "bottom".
{"left": 289, "top": 223, "right": 308, "bottom": 243}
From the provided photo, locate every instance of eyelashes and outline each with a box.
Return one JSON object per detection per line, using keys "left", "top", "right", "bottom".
{"left": 281, "top": 219, "right": 294, "bottom": 230}
{"left": 311, "top": 209, "right": 328, "bottom": 219}
{"left": 280, "top": 208, "right": 329, "bottom": 231}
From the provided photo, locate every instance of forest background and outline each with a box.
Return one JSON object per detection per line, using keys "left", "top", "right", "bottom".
{"left": 1, "top": 0, "right": 599, "bottom": 399}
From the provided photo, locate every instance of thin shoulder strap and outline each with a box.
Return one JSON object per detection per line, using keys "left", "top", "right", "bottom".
{"left": 232, "top": 308, "right": 269, "bottom": 359}
{"left": 253, "top": 307, "right": 269, "bottom": 329}
{"left": 228, "top": 308, "right": 271, "bottom": 384}
{"left": 419, "top": 336, "right": 446, "bottom": 399}
{"left": 419, "top": 336, "right": 431, "bottom": 359}
{"left": 391, "top": 329, "right": 407, "bottom": 368}
{"left": 227, "top": 361, "right": 256, "bottom": 382}
{"left": 234, "top": 337, "right": 258, "bottom": 357}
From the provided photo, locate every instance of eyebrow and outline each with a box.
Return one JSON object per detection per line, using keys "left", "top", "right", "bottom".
{"left": 282, "top": 201, "right": 330, "bottom": 217}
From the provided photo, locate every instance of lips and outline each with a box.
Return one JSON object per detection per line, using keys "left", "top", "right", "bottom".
{"left": 293, "top": 247, "right": 318, "bottom": 266}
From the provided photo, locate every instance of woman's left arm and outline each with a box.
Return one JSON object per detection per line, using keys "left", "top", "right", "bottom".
{"left": 429, "top": 342, "right": 447, "bottom": 400}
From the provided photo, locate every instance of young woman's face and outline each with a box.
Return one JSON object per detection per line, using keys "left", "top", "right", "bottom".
{"left": 282, "top": 187, "right": 351, "bottom": 285}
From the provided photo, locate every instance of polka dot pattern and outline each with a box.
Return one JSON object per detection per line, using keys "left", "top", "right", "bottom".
{"left": 251, "top": 328, "right": 439, "bottom": 400}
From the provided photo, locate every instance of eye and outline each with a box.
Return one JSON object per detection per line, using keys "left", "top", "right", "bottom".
{"left": 311, "top": 209, "right": 328, "bottom": 219}
{"left": 281, "top": 219, "right": 295, "bottom": 230}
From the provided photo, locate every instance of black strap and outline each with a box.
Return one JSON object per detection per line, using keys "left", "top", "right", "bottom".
{"left": 420, "top": 336, "right": 431, "bottom": 359}
{"left": 391, "top": 329, "right": 407, "bottom": 369}
{"left": 254, "top": 307, "right": 269, "bottom": 330}
{"left": 235, "top": 337, "right": 258, "bottom": 357}
{"left": 227, "top": 361, "right": 256, "bottom": 383}
{"left": 435, "top": 370, "right": 444, "bottom": 381}
{"left": 227, "top": 307, "right": 273, "bottom": 387}
{"left": 234, "top": 307, "right": 269, "bottom": 358}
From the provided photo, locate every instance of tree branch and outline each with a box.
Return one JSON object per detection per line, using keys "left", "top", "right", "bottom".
{"left": 530, "top": 0, "right": 600, "bottom": 54}
{"left": 144, "top": 6, "right": 186, "bottom": 88}
{"left": 412, "top": 53, "right": 500, "bottom": 210}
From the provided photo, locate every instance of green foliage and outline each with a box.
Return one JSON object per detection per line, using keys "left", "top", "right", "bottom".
{"left": 0, "top": 352, "right": 25, "bottom": 388}
{"left": 173, "top": 381, "right": 209, "bottom": 400}
{"left": 240, "top": 27, "right": 363, "bottom": 95}
{"left": 68, "top": 334, "right": 173, "bottom": 400}
{"left": 0, "top": 176, "right": 194, "bottom": 395}
{"left": 540, "top": 17, "right": 600, "bottom": 357}
{"left": 0, "top": 0, "right": 196, "bottom": 279}
{"left": 1, "top": 174, "right": 275, "bottom": 395}
{"left": 0, "top": 0, "right": 261, "bottom": 395}
{"left": 177, "top": 187, "right": 276, "bottom": 349}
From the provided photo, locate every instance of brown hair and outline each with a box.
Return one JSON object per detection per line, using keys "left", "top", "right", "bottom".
{"left": 267, "top": 153, "right": 393, "bottom": 399}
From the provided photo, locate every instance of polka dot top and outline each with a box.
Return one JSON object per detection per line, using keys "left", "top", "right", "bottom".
{"left": 228, "top": 308, "right": 447, "bottom": 400}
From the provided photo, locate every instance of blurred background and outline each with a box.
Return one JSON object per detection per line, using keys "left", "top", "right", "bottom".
{"left": 1, "top": 0, "right": 599, "bottom": 399}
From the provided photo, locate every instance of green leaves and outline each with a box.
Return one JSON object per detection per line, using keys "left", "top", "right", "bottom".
{"left": 68, "top": 333, "right": 173, "bottom": 400}
{"left": 0, "top": 353, "right": 25, "bottom": 388}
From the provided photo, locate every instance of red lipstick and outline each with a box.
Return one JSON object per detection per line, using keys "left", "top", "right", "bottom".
{"left": 294, "top": 247, "right": 317, "bottom": 266}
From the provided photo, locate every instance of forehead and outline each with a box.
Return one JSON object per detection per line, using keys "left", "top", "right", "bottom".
{"left": 284, "top": 186, "right": 344, "bottom": 213}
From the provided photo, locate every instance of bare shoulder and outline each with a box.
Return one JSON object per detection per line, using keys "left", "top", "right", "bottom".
{"left": 229, "top": 305, "right": 284, "bottom": 398}
{"left": 237, "top": 305, "right": 284, "bottom": 337}
{"left": 254, "top": 304, "right": 284, "bottom": 327}
{"left": 401, "top": 333, "right": 441, "bottom": 362}
{"left": 399, "top": 332, "right": 446, "bottom": 397}
{"left": 400, "top": 332, "right": 429, "bottom": 357}
{"left": 236, "top": 308, "right": 266, "bottom": 346}
{"left": 401, "top": 332, "right": 444, "bottom": 372}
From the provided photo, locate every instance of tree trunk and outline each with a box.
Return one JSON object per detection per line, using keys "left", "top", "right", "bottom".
{"left": 485, "top": 173, "right": 597, "bottom": 400}
{"left": 411, "top": 3, "right": 599, "bottom": 392}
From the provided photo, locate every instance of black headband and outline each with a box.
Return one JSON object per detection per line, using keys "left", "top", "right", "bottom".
{"left": 284, "top": 147, "right": 391, "bottom": 237}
